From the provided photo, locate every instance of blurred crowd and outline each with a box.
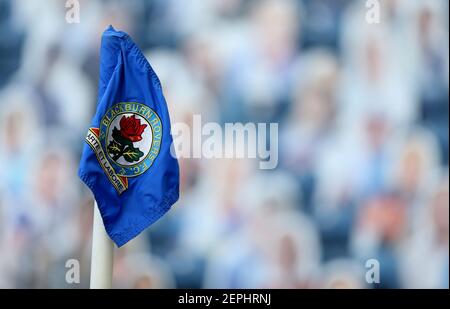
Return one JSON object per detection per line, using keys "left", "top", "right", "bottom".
{"left": 0, "top": 0, "right": 448, "bottom": 288}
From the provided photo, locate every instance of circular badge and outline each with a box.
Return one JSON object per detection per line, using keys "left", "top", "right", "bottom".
{"left": 99, "top": 102, "right": 162, "bottom": 177}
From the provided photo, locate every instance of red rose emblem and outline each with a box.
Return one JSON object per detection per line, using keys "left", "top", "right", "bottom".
{"left": 119, "top": 115, "right": 147, "bottom": 142}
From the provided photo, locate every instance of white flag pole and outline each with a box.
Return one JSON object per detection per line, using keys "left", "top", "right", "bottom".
{"left": 90, "top": 200, "right": 114, "bottom": 289}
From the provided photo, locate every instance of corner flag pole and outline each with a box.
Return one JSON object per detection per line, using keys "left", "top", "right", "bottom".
{"left": 90, "top": 201, "right": 114, "bottom": 288}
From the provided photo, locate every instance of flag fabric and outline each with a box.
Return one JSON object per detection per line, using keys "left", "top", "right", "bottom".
{"left": 78, "top": 25, "right": 179, "bottom": 247}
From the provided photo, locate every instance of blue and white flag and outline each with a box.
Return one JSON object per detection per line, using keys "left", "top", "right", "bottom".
{"left": 78, "top": 26, "right": 179, "bottom": 247}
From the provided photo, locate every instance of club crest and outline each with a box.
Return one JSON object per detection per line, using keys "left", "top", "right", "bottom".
{"left": 85, "top": 102, "right": 162, "bottom": 194}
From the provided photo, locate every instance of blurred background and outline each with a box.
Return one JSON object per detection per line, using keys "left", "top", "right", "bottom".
{"left": 0, "top": 0, "right": 448, "bottom": 289}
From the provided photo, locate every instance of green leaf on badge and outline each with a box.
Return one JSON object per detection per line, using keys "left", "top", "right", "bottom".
{"left": 122, "top": 146, "right": 144, "bottom": 163}
{"left": 107, "top": 140, "right": 122, "bottom": 156}
{"left": 112, "top": 127, "right": 133, "bottom": 147}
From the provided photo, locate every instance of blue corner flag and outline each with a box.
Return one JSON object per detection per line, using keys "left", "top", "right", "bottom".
{"left": 78, "top": 26, "right": 179, "bottom": 247}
